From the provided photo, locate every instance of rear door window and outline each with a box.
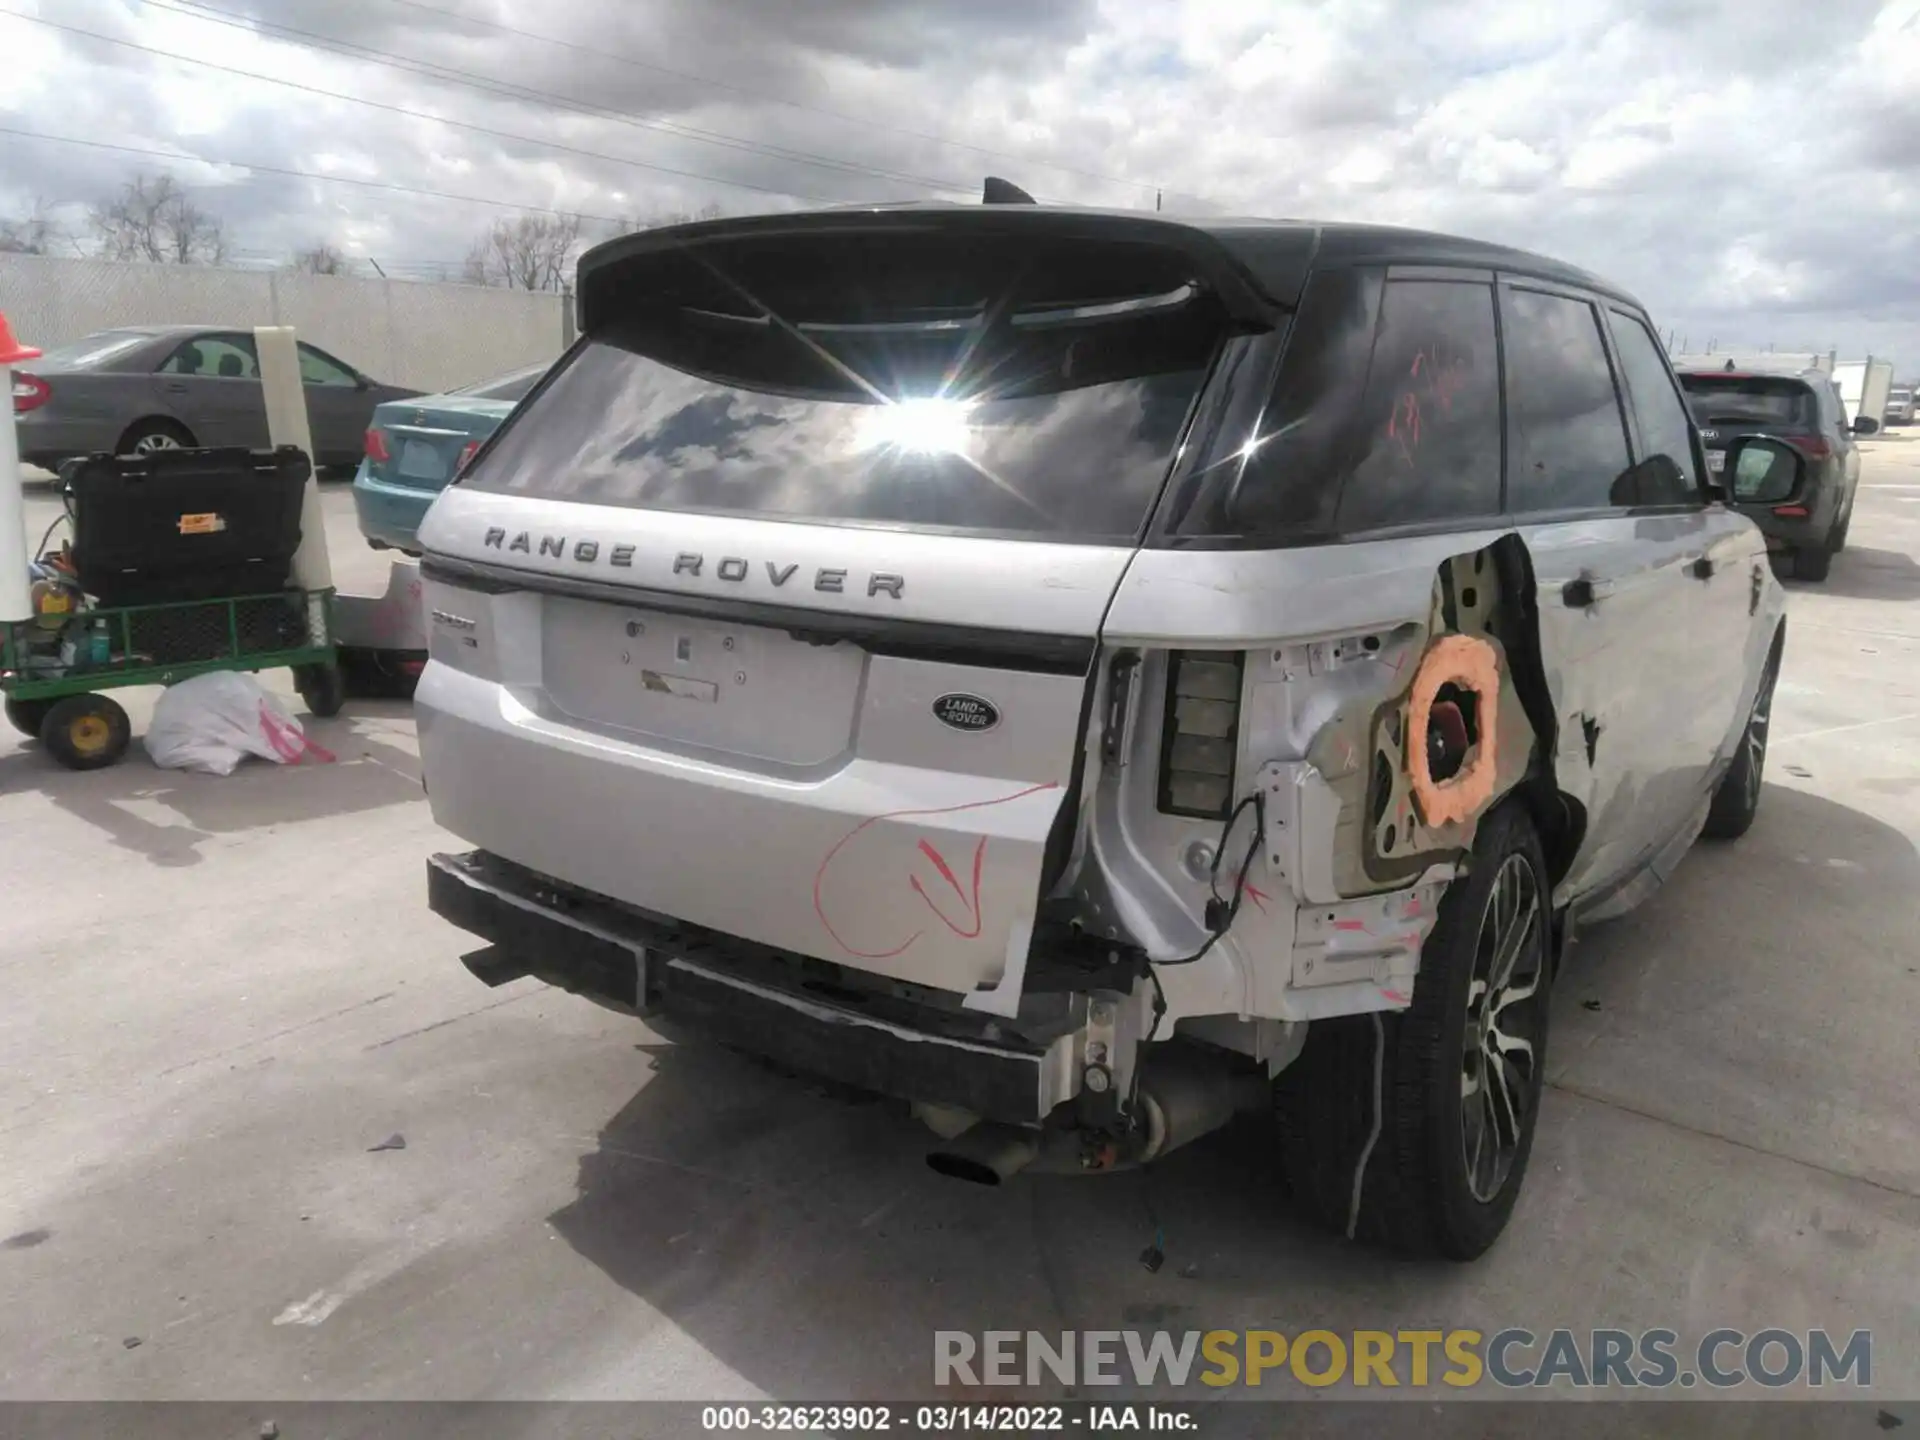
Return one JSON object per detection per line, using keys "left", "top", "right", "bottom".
{"left": 1605, "top": 310, "right": 1702, "bottom": 507}
{"left": 463, "top": 237, "right": 1224, "bottom": 542}
{"left": 160, "top": 334, "right": 258, "bottom": 379}
{"left": 1502, "top": 288, "right": 1633, "bottom": 513}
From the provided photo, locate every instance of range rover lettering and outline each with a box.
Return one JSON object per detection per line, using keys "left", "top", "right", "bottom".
{"left": 417, "top": 193, "right": 1787, "bottom": 1260}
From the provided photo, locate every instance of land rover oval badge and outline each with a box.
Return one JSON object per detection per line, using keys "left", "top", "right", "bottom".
{"left": 932, "top": 692, "right": 999, "bottom": 733}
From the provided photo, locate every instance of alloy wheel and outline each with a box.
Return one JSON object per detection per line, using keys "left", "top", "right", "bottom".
{"left": 132, "top": 432, "right": 182, "bottom": 454}
{"left": 1460, "top": 851, "right": 1545, "bottom": 1204}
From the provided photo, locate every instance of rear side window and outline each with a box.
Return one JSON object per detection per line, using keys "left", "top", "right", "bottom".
{"left": 1164, "top": 269, "right": 1500, "bottom": 542}
{"left": 1606, "top": 311, "right": 1702, "bottom": 507}
{"left": 1502, "top": 289, "right": 1632, "bottom": 512}
{"left": 1335, "top": 279, "right": 1502, "bottom": 531}
{"left": 463, "top": 235, "right": 1224, "bottom": 542}
{"left": 1680, "top": 376, "right": 1817, "bottom": 429}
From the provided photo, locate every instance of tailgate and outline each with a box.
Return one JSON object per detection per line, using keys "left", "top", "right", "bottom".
{"left": 412, "top": 215, "right": 1256, "bottom": 996}
{"left": 414, "top": 506, "right": 1123, "bottom": 995}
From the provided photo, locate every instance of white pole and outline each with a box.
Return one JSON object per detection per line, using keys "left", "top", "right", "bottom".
{"left": 0, "top": 318, "right": 42, "bottom": 624}
{"left": 254, "top": 325, "right": 334, "bottom": 593}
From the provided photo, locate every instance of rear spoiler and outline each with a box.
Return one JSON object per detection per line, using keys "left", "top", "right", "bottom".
{"left": 574, "top": 206, "right": 1300, "bottom": 335}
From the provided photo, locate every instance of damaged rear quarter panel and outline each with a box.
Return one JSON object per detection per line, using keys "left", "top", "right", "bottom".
{"left": 1075, "top": 531, "right": 1556, "bottom": 1022}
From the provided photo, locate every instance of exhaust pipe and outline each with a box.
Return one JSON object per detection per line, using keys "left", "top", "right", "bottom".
{"left": 925, "top": 1123, "right": 1042, "bottom": 1186}
{"left": 1130, "top": 1055, "right": 1269, "bottom": 1166}
{"left": 924, "top": 1053, "right": 1268, "bottom": 1185}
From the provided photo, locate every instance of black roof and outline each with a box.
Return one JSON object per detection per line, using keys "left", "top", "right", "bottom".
{"left": 576, "top": 201, "right": 1641, "bottom": 334}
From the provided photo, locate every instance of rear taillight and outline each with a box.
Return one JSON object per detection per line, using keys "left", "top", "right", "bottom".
{"left": 1772, "top": 504, "right": 1811, "bottom": 518}
{"left": 12, "top": 372, "right": 49, "bottom": 414}
{"left": 364, "top": 427, "right": 390, "bottom": 462}
{"left": 1779, "top": 432, "right": 1832, "bottom": 460}
{"left": 456, "top": 439, "right": 481, "bottom": 474}
{"left": 1159, "top": 651, "right": 1244, "bottom": 818}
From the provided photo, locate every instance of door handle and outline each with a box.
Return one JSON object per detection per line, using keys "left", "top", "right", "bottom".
{"left": 163, "top": 380, "right": 189, "bottom": 393}
{"left": 1689, "top": 555, "right": 1715, "bottom": 581}
{"left": 1561, "top": 576, "right": 1616, "bottom": 608}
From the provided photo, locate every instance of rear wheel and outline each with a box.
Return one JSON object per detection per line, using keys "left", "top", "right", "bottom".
{"left": 294, "top": 661, "right": 347, "bottom": 718}
{"left": 1795, "top": 544, "right": 1832, "bottom": 582}
{"left": 4, "top": 697, "right": 53, "bottom": 738}
{"left": 40, "top": 693, "right": 132, "bottom": 770}
{"left": 1703, "top": 638, "right": 1780, "bottom": 841}
{"left": 1273, "top": 801, "right": 1551, "bottom": 1260}
{"left": 116, "top": 418, "right": 195, "bottom": 457}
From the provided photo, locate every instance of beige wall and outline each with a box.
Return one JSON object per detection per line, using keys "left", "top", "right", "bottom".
{"left": 0, "top": 253, "right": 569, "bottom": 394}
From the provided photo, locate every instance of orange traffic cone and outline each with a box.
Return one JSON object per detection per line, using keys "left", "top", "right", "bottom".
{"left": 0, "top": 312, "right": 41, "bottom": 365}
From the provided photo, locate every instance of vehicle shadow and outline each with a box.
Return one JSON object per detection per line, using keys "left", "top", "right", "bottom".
{"left": 544, "top": 782, "right": 1919, "bottom": 1411}
{"left": 1551, "top": 781, "right": 1920, "bottom": 1194}
{"left": 1788, "top": 545, "right": 1920, "bottom": 601}
{"left": 1, "top": 704, "right": 423, "bottom": 867}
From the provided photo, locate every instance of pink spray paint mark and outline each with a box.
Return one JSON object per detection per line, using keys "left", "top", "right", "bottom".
{"left": 812, "top": 782, "right": 1059, "bottom": 961}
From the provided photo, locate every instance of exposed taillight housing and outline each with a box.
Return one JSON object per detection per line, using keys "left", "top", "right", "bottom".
{"left": 1159, "top": 650, "right": 1244, "bottom": 819}
{"left": 364, "top": 427, "right": 390, "bottom": 462}
{"left": 456, "top": 439, "right": 481, "bottom": 474}
{"left": 1772, "top": 504, "right": 1810, "bottom": 518}
{"left": 12, "top": 372, "right": 49, "bottom": 414}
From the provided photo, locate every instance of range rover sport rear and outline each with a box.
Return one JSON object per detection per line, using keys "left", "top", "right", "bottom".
{"left": 416, "top": 203, "right": 1783, "bottom": 1260}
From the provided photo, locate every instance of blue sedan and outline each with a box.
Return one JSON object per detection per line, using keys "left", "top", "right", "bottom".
{"left": 351, "top": 362, "right": 548, "bottom": 553}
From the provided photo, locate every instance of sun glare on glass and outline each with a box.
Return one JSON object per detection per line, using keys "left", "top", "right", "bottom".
{"left": 856, "top": 396, "right": 975, "bottom": 455}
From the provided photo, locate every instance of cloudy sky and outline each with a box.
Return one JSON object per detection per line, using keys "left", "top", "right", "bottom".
{"left": 3, "top": 0, "right": 1918, "bottom": 362}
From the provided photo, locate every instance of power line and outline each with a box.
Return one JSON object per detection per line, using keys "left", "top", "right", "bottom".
{"left": 0, "top": 126, "right": 637, "bottom": 227}
{"left": 148, "top": 0, "right": 986, "bottom": 201}
{"left": 1, "top": 9, "right": 855, "bottom": 206}
{"left": 378, "top": 0, "right": 1193, "bottom": 204}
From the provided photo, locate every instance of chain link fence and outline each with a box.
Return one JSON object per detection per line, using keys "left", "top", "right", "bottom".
{"left": 0, "top": 253, "right": 570, "bottom": 394}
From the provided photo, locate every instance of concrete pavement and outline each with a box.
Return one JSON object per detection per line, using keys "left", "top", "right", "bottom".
{"left": 1, "top": 463, "right": 1916, "bottom": 1412}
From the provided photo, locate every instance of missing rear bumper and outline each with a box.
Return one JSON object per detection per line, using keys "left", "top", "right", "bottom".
{"left": 426, "top": 851, "right": 1075, "bottom": 1124}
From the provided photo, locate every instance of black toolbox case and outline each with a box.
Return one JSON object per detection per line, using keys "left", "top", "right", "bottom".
{"left": 65, "top": 445, "right": 309, "bottom": 607}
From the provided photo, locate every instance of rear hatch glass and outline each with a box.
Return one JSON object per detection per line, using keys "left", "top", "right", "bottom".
{"left": 1681, "top": 375, "right": 1817, "bottom": 433}
{"left": 459, "top": 232, "right": 1227, "bottom": 542}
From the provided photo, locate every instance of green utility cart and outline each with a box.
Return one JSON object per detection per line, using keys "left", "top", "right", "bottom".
{"left": 2, "top": 588, "right": 342, "bottom": 769}
{"left": 3, "top": 443, "right": 344, "bottom": 771}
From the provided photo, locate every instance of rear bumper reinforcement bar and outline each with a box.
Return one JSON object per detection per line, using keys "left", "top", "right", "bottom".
{"left": 427, "top": 851, "right": 1069, "bottom": 1124}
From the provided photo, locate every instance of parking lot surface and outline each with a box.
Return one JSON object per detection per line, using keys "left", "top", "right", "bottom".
{"left": 2, "top": 458, "right": 1918, "bottom": 1408}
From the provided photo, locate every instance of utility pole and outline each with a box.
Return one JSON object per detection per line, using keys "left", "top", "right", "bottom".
{"left": 1155, "top": 189, "right": 1162, "bottom": 212}
{"left": 367, "top": 257, "right": 387, "bottom": 279}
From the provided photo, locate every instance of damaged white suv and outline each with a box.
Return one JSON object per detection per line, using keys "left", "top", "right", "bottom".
{"left": 417, "top": 200, "right": 1790, "bottom": 1259}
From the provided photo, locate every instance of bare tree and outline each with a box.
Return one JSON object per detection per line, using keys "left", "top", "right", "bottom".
{"left": 462, "top": 212, "right": 585, "bottom": 291}
{"left": 89, "top": 173, "right": 227, "bottom": 265}
{"left": 0, "top": 197, "right": 70, "bottom": 256}
{"left": 289, "top": 242, "right": 350, "bottom": 276}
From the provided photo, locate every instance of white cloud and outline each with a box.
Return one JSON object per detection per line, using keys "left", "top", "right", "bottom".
{"left": 0, "top": 0, "right": 1914, "bottom": 361}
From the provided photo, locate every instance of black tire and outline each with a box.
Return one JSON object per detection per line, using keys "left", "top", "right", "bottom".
{"left": 1703, "top": 636, "right": 1781, "bottom": 842}
{"left": 1795, "top": 544, "right": 1832, "bottom": 582}
{"left": 4, "top": 697, "right": 53, "bottom": 738}
{"left": 294, "top": 662, "right": 347, "bottom": 718}
{"left": 115, "top": 417, "right": 196, "bottom": 457}
{"left": 1273, "top": 801, "right": 1552, "bottom": 1260}
{"left": 39, "top": 692, "right": 132, "bottom": 770}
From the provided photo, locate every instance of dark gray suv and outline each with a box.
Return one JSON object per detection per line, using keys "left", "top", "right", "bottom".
{"left": 414, "top": 201, "right": 1789, "bottom": 1260}
{"left": 1680, "top": 365, "right": 1872, "bottom": 581}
